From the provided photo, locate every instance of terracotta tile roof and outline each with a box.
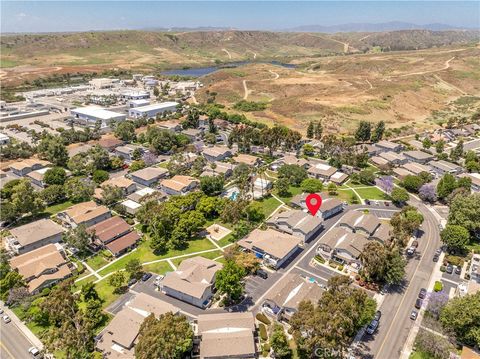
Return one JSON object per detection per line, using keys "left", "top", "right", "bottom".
{"left": 105, "top": 231, "right": 140, "bottom": 255}
{"left": 88, "top": 216, "right": 131, "bottom": 244}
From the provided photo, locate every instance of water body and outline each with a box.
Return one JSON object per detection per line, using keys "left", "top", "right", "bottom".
{"left": 161, "top": 61, "right": 297, "bottom": 77}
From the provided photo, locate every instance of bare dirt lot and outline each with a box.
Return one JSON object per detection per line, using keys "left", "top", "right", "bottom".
{"left": 196, "top": 45, "right": 480, "bottom": 134}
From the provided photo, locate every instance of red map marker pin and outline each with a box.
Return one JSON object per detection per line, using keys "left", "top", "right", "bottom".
{"left": 306, "top": 193, "right": 322, "bottom": 216}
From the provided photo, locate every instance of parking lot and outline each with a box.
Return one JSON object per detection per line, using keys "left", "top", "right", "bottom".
{"left": 365, "top": 208, "right": 398, "bottom": 219}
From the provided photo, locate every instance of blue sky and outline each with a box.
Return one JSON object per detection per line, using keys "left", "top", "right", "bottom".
{"left": 1, "top": 1, "right": 479, "bottom": 33}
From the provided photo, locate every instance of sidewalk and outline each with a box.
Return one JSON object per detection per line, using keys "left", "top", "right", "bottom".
{"left": 0, "top": 300, "right": 44, "bottom": 350}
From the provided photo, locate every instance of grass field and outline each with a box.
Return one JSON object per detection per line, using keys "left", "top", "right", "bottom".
{"left": 274, "top": 186, "right": 303, "bottom": 203}
{"left": 255, "top": 195, "right": 282, "bottom": 217}
{"left": 335, "top": 189, "right": 360, "bottom": 204}
{"left": 44, "top": 200, "right": 73, "bottom": 215}
{"left": 354, "top": 187, "right": 390, "bottom": 200}
{"left": 143, "top": 261, "right": 174, "bottom": 275}
{"left": 85, "top": 253, "right": 110, "bottom": 271}
{"left": 97, "top": 237, "right": 216, "bottom": 276}
{"left": 171, "top": 249, "right": 224, "bottom": 267}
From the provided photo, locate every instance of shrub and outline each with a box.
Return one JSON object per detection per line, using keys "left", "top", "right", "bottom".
{"left": 256, "top": 312, "right": 271, "bottom": 325}
{"left": 440, "top": 266, "right": 446, "bottom": 272}
{"left": 314, "top": 255, "right": 325, "bottom": 264}
{"left": 434, "top": 281, "right": 443, "bottom": 292}
{"left": 262, "top": 343, "right": 271, "bottom": 356}
{"left": 259, "top": 323, "right": 268, "bottom": 341}
{"left": 338, "top": 265, "right": 345, "bottom": 271}
{"left": 445, "top": 255, "right": 464, "bottom": 267}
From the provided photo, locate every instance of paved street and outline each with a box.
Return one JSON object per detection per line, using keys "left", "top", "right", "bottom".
{"left": 0, "top": 321, "right": 35, "bottom": 359}
{"left": 357, "top": 198, "right": 442, "bottom": 359}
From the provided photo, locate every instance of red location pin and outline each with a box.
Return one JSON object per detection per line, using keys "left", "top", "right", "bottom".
{"left": 306, "top": 193, "right": 322, "bottom": 216}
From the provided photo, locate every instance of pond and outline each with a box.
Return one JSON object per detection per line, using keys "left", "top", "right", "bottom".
{"left": 161, "top": 60, "right": 297, "bottom": 77}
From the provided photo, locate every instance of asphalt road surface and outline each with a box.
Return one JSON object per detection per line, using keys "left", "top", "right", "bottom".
{"left": 0, "top": 320, "right": 35, "bottom": 359}
{"left": 357, "top": 198, "right": 441, "bottom": 359}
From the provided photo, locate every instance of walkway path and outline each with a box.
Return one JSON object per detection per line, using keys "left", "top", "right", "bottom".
{"left": 242, "top": 79, "right": 251, "bottom": 100}
{"left": 222, "top": 48, "right": 232, "bottom": 60}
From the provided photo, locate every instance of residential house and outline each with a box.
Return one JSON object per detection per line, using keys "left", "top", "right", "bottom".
{"left": 160, "top": 256, "right": 223, "bottom": 308}
{"left": 160, "top": 175, "right": 199, "bottom": 196}
{"left": 196, "top": 312, "right": 256, "bottom": 359}
{"left": 354, "top": 144, "right": 380, "bottom": 157}
{"left": 401, "top": 162, "right": 432, "bottom": 176}
{"left": 378, "top": 151, "right": 408, "bottom": 166}
{"left": 458, "top": 173, "right": 480, "bottom": 192}
{"left": 96, "top": 293, "right": 180, "bottom": 358}
{"left": 202, "top": 146, "right": 233, "bottom": 162}
{"left": 101, "top": 176, "right": 137, "bottom": 195}
{"left": 375, "top": 140, "right": 403, "bottom": 152}
{"left": 307, "top": 163, "right": 337, "bottom": 181}
{"left": 96, "top": 138, "right": 125, "bottom": 152}
{"left": 429, "top": 160, "right": 463, "bottom": 176}
{"left": 267, "top": 209, "right": 323, "bottom": 243}
{"left": 115, "top": 144, "right": 145, "bottom": 162}
{"left": 276, "top": 155, "right": 309, "bottom": 168}
{"left": 182, "top": 128, "right": 204, "bottom": 141}
{"left": 9, "top": 243, "right": 73, "bottom": 294}
{"left": 9, "top": 158, "right": 50, "bottom": 177}
{"left": 7, "top": 219, "right": 64, "bottom": 254}
{"left": 233, "top": 153, "right": 262, "bottom": 167}
{"left": 463, "top": 139, "right": 480, "bottom": 154}
{"left": 404, "top": 150, "right": 434, "bottom": 164}
{"left": 158, "top": 120, "right": 182, "bottom": 132}
{"left": 290, "top": 193, "right": 344, "bottom": 220}
{"left": 127, "top": 187, "right": 166, "bottom": 203}
{"left": 262, "top": 273, "right": 323, "bottom": 322}
{"left": 329, "top": 171, "right": 349, "bottom": 185}
{"left": 370, "top": 223, "right": 392, "bottom": 245}
{"left": 120, "top": 199, "right": 142, "bottom": 215}
{"left": 201, "top": 161, "right": 235, "bottom": 178}
{"left": 393, "top": 167, "right": 413, "bottom": 180}
{"left": 238, "top": 228, "right": 302, "bottom": 269}
{"left": 26, "top": 167, "right": 50, "bottom": 188}
{"left": 88, "top": 216, "right": 140, "bottom": 257}
{"left": 58, "top": 201, "right": 111, "bottom": 228}
{"left": 370, "top": 156, "right": 390, "bottom": 169}
{"left": 67, "top": 143, "right": 93, "bottom": 158}
{"left": 129, "top": 166, "right": 169, "bottom": 187}
{"left": 338, "top": 211, "right": 380, "bottom": 236}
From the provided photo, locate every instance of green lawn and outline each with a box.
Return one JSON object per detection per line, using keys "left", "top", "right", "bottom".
{"left": 72, "top": 274, "right": 96, "bottom": 291}
{"left": 11, "top": 306, "right": 49, "bottom": 337}
{"left": 255, "top": 195, "right": 282, "bottom": 217}
{"left": 274, "top": 186, "right": 303, "bottom": 203}
{"left": 335, "top": 189, "right": 360, "bottom": 204}
{"left": 44, "top": 201, "right": 74, "bottom": 215}
{"left": 217, "top": 233, "right": 235, "bottom": 247}
{"left": 97, "top": 237, "right": 216, "bottom": 276}
{"left": 171, "top": 249, "right": 224, "bottom": 267}
{"left": 85, "top": 252, "right": 111, "bottom": 271}
{"left": 355, "top": 187, "right": 390, "bottom": 200}
{"left": 143, "top": 261, "right": 174, "bottom": 275}
{"left": 410, "top": 350, "right": 434, "bottom": 359}
{"left": 94, "top": 278, "right": 122, "bottom": 308}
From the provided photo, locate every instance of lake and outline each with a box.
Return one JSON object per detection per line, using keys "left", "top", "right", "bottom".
{"left": 161, "top": 60, "right": 297, "bottom": 77}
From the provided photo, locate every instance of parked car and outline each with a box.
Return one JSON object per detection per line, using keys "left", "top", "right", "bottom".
{"left": 415, "top": 298, "right": 423, "bottom": 309}
{"left": 0, "top": 308, "right": 3, "bottom": 315}
{"left": 28, "top": 347, "right": 42, "bottom": 358}
{"left": 435, "top": 248, "right": 442, "bottom": 256}
{"left": 256, "top": 269, "right": 268, "bottom": 279}
{"left": 433, "top": 254, "right": 439, "bottom": 262}
{"left": 446, "top": 264, "right": 454, "bottom": 274}
{"left": 366, "top": 319, "right": 379, "bottom": 335}
{"left": 365, "top": 200, "right": 371, "bottom": 205}
{"left": 384, "top": 201, "right": 390, "bottom": 206}
{"left": 412, "top": 240, "right": 419, "bottom": 248}
{"left": 2, "top": 315, "right": 11, "bottom": 323}
{"left": 418, "top": 288, "right": 427, "bottom": 299}
{"left": 374, "top": 310, "right": 382, "bottom": 321}
{"left": 141, "top": 273, "right": 152, "bottom": 282}
{"left": 410, "top": 310, "right": 418, "bottom": 320}
{"left": 406, "top": 247, "right": 415, "bottom": 256}
{"left": 127, "top": 278, "right": 137, "bottom": 287}
{"left": 455, "top": 266, "right": 461, "bottom": 275}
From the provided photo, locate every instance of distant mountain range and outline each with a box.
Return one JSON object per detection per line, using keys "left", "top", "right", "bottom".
{"left": 283, "top": 21, "right": 478, "bottom": 33}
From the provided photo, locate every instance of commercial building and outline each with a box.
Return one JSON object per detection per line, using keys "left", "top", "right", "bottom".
{"left": 128, "top": 102, "right": 178, "bottom": 119}
{"left": 9, "top": 243, "right": 73, "bottom": 294}
{"left": 120, "top": 90, "right": 150, "bottom": 101}
{"left": 71, "top": 106, "right": 126, "bottom": 127}
{"left": 160, "top": 256, "right": 223, "bottom": 308}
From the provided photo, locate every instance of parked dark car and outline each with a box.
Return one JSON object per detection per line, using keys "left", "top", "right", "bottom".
{"left": 384, "top": 201, "right": 390, "bottom": 206}
{"left": 141, "top": 273, "right": 152, "bottom": 282}
{"left": 256, "top": 269, "right": 268, "bottom": 279}
{"left": 365, "top": 200, "right": 371, "bottom": 205}
{"left": 433, "top": 254, "right": 439, "bottom": 262}
{"left": 446, "top": 264, "right": 454, "bottom": 274}
{"left": 418, "top": 288, "right": 427, "bottom": 299}
{"left": 366, "top": 319, "right": 379, "bottom": 335}
{"left": 374, "top": 310, "right": 382, "bottom": 321}
{"left": 127, "top": 278, "right": 137, "bottom": 287}
{"left": 454, "top": 266, "right": 461, "bottom": 275}
{"left": 415, "top": 298, "right": 423, "bottom": 309}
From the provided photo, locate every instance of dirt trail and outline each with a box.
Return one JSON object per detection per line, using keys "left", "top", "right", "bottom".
{"left": 268, "top": 70, "right": 280, "bottom": 80}
{"left": 397, "top": 56, "right": 455, "bottom": 77}
{"left": 222, "top": 48, "right": 232, "bottom": 60}
{"left": 433, "top": 74, "right": 467, "bottom": 95}
{"left": 242, "top": 80, "right": 251, "bottom": 100}
{"left": 359, "top": 34, "right": 372, "bottom": 42}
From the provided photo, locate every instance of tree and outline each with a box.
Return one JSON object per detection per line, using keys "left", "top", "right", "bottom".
{"left": 0, "top": 270, "right": 26, "bottom": 301}
{"left": 418, "top": 184, "right": 437, "bottom": 203}
{"left": 63, "top": 224, "right": 91, "bottom": 253}
{"left": 278, "top": 165, "right": 308, "bottom": 186}
{"left": 88, "top": 145, "right": 112, "bottom": 170}
{"left": 10, "top": 179, "right": 45, "bottom": 217}
{"left": 197, "top": 196, "right": 224, "bottom": 219}
{"left": 270, "top": 324, "right": 292, "bottom": 359}
{"left": 224, "top": 245, "right": 259, "bottom": 274}
{"left": 327, "top": 182, "right": 337, "bottom": 195}
{"left": 108, "top": 271, "right": 126, "bottom": 293}
{"left": 401, "top": 175, "right": 425, "bottom": 193}
{"left": 384, "top": 249, "right": 406, "bottom": 285}
{"left": 306, "top": 121, "right": 314, "bottom": 139}
{"left": 391, "top": 206, "right": 424, "bottom": 246}
{"left": 422, "top": 137, "right": 432, "bottom": 149}
{"left": 302, "top": 143, "right": 315, "bottom": 156}
{"left": 38, "top": 136, "right": 69, "bottom": 166}
{"left": 81, "top": 282, "right": 100, "bottom": 302}
{"left": 314, "top": 121, "right": 323, "bottom": 140}
{"left": 100, "top": 185, "right": 124, "bottom": 206}
{"left": 135, "top": 312, "right": 193, "bottom": 359}
{"left": 114, "top": 121, "right": 136, "bottom": 141}
{"left": 244, "top": 202, "right": 265, "bottom": 223}
{"left": 215, "top": 260, "right": 246, "bottom": 303}
{"left": 426, "top": 290, "right": 449, "bottom": 320}
{"left": 358, "top": 169, "right": 376, "bottom": 185}
{"left": 376, "top": 176, "right": 394, "bottom": 194}
{"left": 40, "top": 184, "right": 65, "bottom": 205}
{"left": 435, "top": 139, "right": 445, "bottom": 154}
{"left": 361, "top": 241, "right": 387, "bottom": 283}
{"left": 301, "top": 178, "right": 323, "bottom": 193}
{"left": 83, "top": 298, "right": 105, "bottom": 329}
{"left": 44, "top": 167, "right": 67, "bottom": 185}
{"left": 275, "top": 177, "right": 291, "bottom": 197}
{"left": 437, "top": 173, "right": 457, "bottom": 200}
{"left": 129, "top": 160, "right": 146, "bottom": 172}
{"left": 290, "top": 276, "right": 376, "bottom": 357}
{"left": 67, "top": 153, "right": 88, "bottom": 175}
{"left": 390, "top": 187, "right": 409, "bottom": 205}
{"left": 170, "top": 210, "right": 206, "bottom": 247}
{"left": 125, "top": 259, "right": 143, "bottom": 280}
{"left": 355, "top": 121, "right": 371, "bottom": 143}
{"left": 440, "top": 224, "right": 470, "bottom": 251}
{"left": 153, "top": 86, "right": 160, "bottom": 97}
{"left": 448, "top": 193, "right": 480, "bottom": 236}
{"left": 0, "top": 201, "right": 17, "bottom": 223}
{"left": 92, "top": 169, "right": 109, "bottom": 184}
{"left": 132, "top": 148, "right": 142, "bottom": 161}
{"left": 415, "top": 330, "right": 452, "bottom": 359}
{"left": 64, "top": 177, "right": 94, "bottom": 202}
{"left": 440, "top": 292, "right": 480, "bottom": 347}
{"left": 450, "top": 139, "right": 464, "bottom": 161}
{"left": 200, "top": 175, "right": 224, "bottom": 196}
{"left": 371, "top": 121, "right": 385, "bottom": 143}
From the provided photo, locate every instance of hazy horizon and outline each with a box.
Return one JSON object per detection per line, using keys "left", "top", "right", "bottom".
{"left": 1, "top": 1, "right": 479, "bottom": 34}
